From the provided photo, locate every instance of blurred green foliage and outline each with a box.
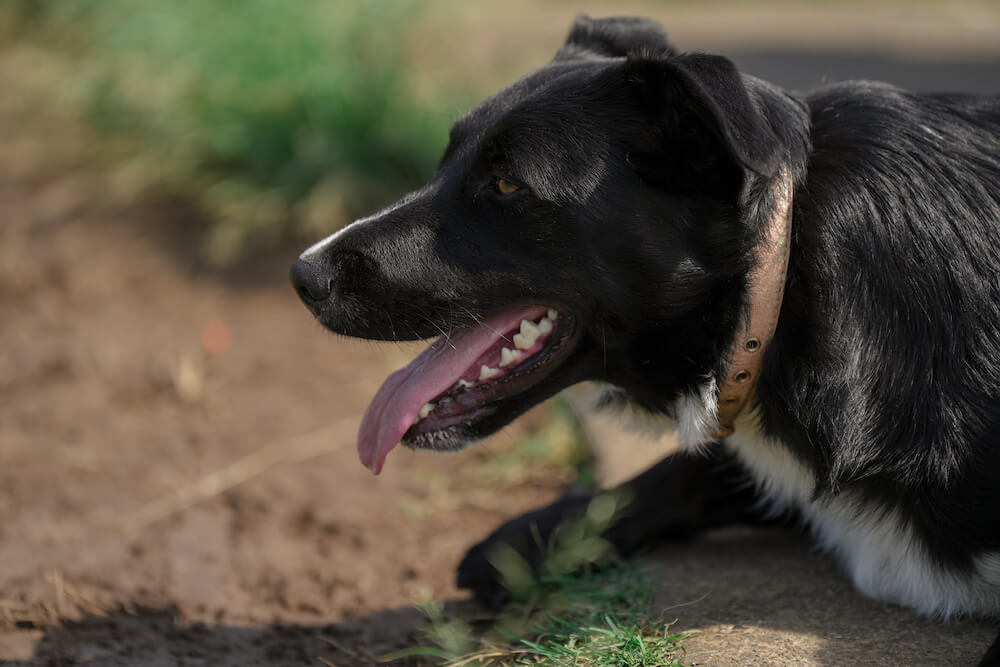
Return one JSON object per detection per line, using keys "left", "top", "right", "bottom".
{"left": 10, "top": 0, "right": 463, "bottom": 263}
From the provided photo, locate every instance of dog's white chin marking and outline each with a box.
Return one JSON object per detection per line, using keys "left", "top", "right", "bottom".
{"left": 593, "top": 379, "right": 719, "bottom": 453}
{"left": 728, "top": 411, "right": 1000, "bottom": 618}
{"left": 673, "top": 379, "right": 720, "bottom": 453}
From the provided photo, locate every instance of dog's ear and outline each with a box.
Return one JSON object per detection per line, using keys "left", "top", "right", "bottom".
{"left": 624, "top": 53, "right": 782, "bottom": 189}
{"left": 555, "top": 15, "right": 676, "bottom": 60}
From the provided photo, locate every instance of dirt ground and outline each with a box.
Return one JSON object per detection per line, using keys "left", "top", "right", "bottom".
{"left": 0, "top": 44, "right": 571, "bottom": 666}
{"left": 2, "top": 4, "right": 1000, "bottom": 666}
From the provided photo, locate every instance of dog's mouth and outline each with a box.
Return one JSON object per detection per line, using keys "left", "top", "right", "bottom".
{"left": 357, "top": 305, "right": 576, "bottom": 474}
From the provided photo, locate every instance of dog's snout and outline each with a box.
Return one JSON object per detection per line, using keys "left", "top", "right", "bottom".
{"left": 289, "top": 257, "right": 332, "bottom": 313}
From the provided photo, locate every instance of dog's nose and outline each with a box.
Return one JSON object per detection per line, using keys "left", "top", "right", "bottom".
{"left": 289, "top": 257, "right": 332, "bottom": 313}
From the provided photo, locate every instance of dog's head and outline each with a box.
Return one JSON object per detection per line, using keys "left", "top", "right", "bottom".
{"left": 291, "top": 16, "right": 806, "bottom": 473}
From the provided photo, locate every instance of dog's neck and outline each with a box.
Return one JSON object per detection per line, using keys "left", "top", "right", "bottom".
{"left": 712, "top": 167, "right": 793, "bottom": 438}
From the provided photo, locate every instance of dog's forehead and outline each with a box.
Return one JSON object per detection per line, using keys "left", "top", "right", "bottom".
{"left": 439, "top": 59, "right": 625, "bottom": 204}
{"left": 451, "top": 59, "right": 622, "bottom": 142}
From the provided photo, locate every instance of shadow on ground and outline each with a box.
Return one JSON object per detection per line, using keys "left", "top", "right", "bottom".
{"left": 1, "top": 603, "right": 429, "bottom": 667}
{"left": 2, "top": 528, "right": 994, "bottom": 666}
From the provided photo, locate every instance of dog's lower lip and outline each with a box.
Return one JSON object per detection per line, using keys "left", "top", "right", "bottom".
{"left": 402, "top": 314, "right": 577, "bottom": 442}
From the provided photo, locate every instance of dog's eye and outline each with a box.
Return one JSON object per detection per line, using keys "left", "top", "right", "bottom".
{"left": 495, "top": 178, "right": 520, "bottom": 195}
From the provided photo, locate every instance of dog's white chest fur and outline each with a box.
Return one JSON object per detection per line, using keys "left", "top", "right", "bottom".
{"left": 725, "top": 413, "right": 1000, "bottom": 618}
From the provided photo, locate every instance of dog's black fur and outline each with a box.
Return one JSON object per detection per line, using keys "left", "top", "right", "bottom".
{"left": 292, "top": 16, "right": 1000, "bottom": 664}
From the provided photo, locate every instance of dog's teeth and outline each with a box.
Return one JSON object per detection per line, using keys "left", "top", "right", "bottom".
{"left": 514, "top": 320, "right": 541, "bottom": 349}
{"left": 479, "top": 365, "right": 500, "bottom": 381}
{"left": 547, "top": 309, "right": 559, "bottom": 320}
{"left": 499, "top": 347, "right": 521, "bottom": 367}
{"left": 457, "top": 379, "right": 473, "bottom": 390}
{"left": 538, "top": 317, "right": 553, "bottom": 335}
{"left": 418, "top": 403, "right": 435, "bottom": 420}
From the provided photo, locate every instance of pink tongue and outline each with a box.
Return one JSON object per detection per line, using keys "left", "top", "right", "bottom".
{"left": 358, "top": 305, "right": 548, "bottom": 474}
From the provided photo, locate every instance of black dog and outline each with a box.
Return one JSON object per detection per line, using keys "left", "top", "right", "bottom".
{"left": 291, "top": 16, "right": 1000, "bottom": 664}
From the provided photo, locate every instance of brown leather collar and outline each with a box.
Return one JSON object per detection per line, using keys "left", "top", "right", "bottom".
{"left": 711, "top": 167, "right": 793, "bottom": 439}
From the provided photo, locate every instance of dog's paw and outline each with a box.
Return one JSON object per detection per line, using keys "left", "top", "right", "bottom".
{"left": 456, "top": 494, "right": 594, "bottom": 608}
{"left": 456, "top": 540, "right": 515, "bottom": 609}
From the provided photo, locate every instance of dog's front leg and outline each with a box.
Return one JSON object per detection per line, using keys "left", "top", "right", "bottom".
{"left": 457, "top": 441, "right": 779, "bottom": 607}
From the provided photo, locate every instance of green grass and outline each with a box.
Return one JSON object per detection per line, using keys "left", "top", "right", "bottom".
{"left": 387, "top": 399, "right": 691, "bottom": 665}
{"left": 6, "top": 0, "right": 466, "bottom": 263}
{"left": 400, "top": 567, "right": 690, "bottom": 666}
{"left": 391, "top": 493, "right": 693, "bottom": 666}
{"left": 474, "top": 398, "right": 597, "bottom": 492}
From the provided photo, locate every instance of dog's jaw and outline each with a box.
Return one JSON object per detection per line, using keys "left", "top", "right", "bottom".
{"left": 357, "top": 305, "right": 579, "bottom": 474}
